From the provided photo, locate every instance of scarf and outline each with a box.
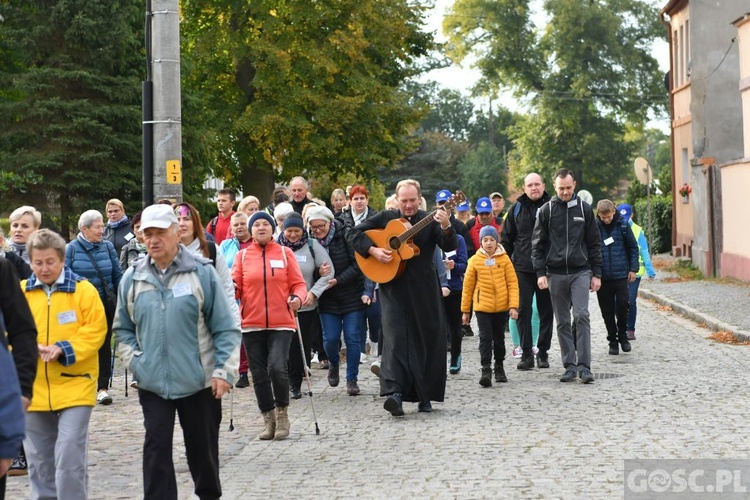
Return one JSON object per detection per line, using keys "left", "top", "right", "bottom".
{"left": 278, "top": 231, "right": 309, "bottom": 253}
{"left": 352, "top": 207, "right": 369, "bottom": 226}
{"left": 107, "top": 214, "right": 130, "bottom": 230}
{"left": 315, "top": 222, "right": 335, "bottom": 249}
{"left": 9, "top": 241, "right": 27, "bottom": 259}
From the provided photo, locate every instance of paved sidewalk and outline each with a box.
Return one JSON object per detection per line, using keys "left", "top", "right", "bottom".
{"left": 7, "top": 285, "right": 750, "bottom": 499}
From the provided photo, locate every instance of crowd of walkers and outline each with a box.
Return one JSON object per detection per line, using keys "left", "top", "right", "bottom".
{"left": 1, "top": 172, "right": 656, "bottom": 499}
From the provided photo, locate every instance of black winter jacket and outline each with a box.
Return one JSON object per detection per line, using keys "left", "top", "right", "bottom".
{"left": 501, "top": 192, "right": 551, "bottom": 273}
{"left": 597, "top": 212, "right": 639, "bottom": 280}
{"left": 316, "top": 219, "right": 366, "bottom": 315}
{"left": 531, "top": 195, "right": 602, "bottom": 278}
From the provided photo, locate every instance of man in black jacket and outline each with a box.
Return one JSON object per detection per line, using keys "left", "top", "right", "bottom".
{"left": 501, "top": 173, "right": 554, "bottom": 370}
{"left": 531, "top": 169, "right": 602, "bottom": 384}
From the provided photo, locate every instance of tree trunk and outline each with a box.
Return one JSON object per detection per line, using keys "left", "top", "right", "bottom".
{"left": 241, "top": 164, "right": 275, "bottom": 206}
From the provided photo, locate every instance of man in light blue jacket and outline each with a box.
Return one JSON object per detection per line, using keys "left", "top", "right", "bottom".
{"left": 114, "top": 204, "right": 240, "bottom": 500}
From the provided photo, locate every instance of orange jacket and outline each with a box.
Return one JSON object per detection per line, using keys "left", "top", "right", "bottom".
{"left": 232, "top": 240, "right": 307, "bottom": 331}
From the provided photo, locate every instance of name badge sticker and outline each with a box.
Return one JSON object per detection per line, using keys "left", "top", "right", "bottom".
{"left": 484, "top": 258, "right": 496, "bottom": 266}
{"left": 296, "top": 255, "right": 307, "bottom": 263}
{"left": 603, "top": 237, "right": 615, "bottom": 246}
{"left": 172, "top": 283, "right": 192, "bottom": 298}
{"left": 270, "top": 260, "right": 285, "bottom": 269}
{"left": 58, "top": 311, "right": 77, "bottom": 325}
{"left": 124, "top": 232, "right": 135, "bottom": 242}
{"left": 567, "top": 200, "right": 578, "bottom": 208}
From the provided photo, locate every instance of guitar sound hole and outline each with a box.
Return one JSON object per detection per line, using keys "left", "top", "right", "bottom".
{"left": 388, "top": 237, "right": 401, "bottom": 250}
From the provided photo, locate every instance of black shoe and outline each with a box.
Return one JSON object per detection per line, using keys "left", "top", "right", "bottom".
{"left": 536, "top": 355, "right": 549, "bottom": 369}
{"left": 290, "top": 385, "right": 302, "bottom": 399}
{"left": 462, "top": 324, "right": 474, "bottom": 337}
{"left": 346, "top": 380, "right": 360, "bottom": 396}
{"left": 319, "top": 360, "right": 330, "bottom": 370}
{"left": 384, "top": 393, "right": 404, "bottom": 416}
{"left": 8, "top": 453, "right": 27, "bottom": 477}
{"left": 580, "top": 369, "right": 594, "bottom": 384}
{"left": 620, "top": 339, "right": 632, "bottom": 353}
{"left": 327, "top": 365, "right": 340, "bottom": 387}
{"left": 517, "top": 355, "right": 534, "bottom": 371}
{"left": 560, "top": 369, "right": 577, "bottom": 382}
{"left": 235, "top": 373, "right": 250, "bottom": 388}
{"left": 479, "top": 366, "right": 492, "bottom": 387}
{"left": 418, "top": 401, "right": 432, "bottom": 413}
{"left": 609, "top": 342, "right": 619, "bottom": 355}
{"left": 494, "top": 363, "right": 507, "bottom": 383}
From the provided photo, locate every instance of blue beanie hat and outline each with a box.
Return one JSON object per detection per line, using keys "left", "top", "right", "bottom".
{"left": 248, "top": 211, "right": 276, "bottom": 231}
{"left": 479, "top": 225, "right": 499, "bottom": 242}
{"left": 283, "top": 212, "right": 305, "bottom": 231}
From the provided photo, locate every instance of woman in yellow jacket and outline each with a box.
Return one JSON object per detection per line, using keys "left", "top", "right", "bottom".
{"left": 22, "top": 229, "right": 107, "bottom": 499}
{"left": 461, "top": 226, "right": 519, "bottom": 387}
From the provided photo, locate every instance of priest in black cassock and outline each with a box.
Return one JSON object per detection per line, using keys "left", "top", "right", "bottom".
{"left": 348, "top": 179, "right": 457, "bottom": 416}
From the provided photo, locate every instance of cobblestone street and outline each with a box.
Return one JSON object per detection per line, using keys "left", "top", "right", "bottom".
{"left": 7, "top": 293, "right": 750, "bottom": 499}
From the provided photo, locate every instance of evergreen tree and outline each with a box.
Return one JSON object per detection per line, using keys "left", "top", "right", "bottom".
{"left": 0, "top": 1, "right": 144, "bottom": 236}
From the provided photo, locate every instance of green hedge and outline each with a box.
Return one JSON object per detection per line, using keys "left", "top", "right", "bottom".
{"left": 633, "top": 196, "right": 672, "bottom": 254}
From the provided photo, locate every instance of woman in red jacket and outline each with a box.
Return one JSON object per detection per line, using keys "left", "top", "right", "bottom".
{"left": 232, "top": 212, "right": 307, "bottom": 441}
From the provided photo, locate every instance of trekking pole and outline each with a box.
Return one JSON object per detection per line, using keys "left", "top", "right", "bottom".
{"left": 228, "top": 389, "right": 235, "bottom": 431}
{"left": 295, "top": 312, "right": 320, "bottom": 435}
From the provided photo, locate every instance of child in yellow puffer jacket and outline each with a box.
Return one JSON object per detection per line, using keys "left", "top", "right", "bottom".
{"left": 461, "top": 225, "right": 519, "bottom": 387}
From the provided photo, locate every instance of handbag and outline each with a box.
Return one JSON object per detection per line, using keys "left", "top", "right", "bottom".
{"left": 82, "top": 244, "right": 118, "bottom": 315}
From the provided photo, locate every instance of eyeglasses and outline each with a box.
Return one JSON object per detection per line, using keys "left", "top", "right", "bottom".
{"left": 309, "top": 223, "right": 329, "bottom": 232}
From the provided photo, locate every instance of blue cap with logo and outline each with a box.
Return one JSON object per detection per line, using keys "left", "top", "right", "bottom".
{"left": 456, "top": 200, "right": 470, "bottom": 212}
{"left": 617, "top": 203, "right": 632, "bottom": 221}
{"left": 476, "top": 197, "right": 492, "bottom": 214}
{"left": 436, "top": 189, "right": 451, "bottom": 203}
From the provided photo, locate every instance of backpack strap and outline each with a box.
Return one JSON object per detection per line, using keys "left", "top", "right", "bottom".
{"left": 307, "top": 238, "right": 315, "bottom": 261}
{"left": 208, "top": 242, "right": 217, "bottom": 268}
{"left": 210, "top": 216, "right": 218, "bottom": 236}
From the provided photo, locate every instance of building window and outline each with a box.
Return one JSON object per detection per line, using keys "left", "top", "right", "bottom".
{"left": 674, "top": 29, "right": 680, "bottom": 87}
{"left": 685, "top": 19, "right": 690, "bottom": 81}
{"left": 681, "top": 148, "right": 689, "bottom": 186}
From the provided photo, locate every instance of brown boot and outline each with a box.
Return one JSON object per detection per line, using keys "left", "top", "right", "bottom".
{"left": 258, "top": 410, "right": 276, "bottom": 440}
{"left": 274, "top": 406, "right": 290, "bottom": 440}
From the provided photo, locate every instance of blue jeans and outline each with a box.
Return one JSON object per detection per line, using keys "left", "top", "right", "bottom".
{"left": 360, "top": 300, "right": 382, "bottom": 353}
{"left": 320, "top": 310, "right": 364, "bottom": 382}
{"left": 627, "top": 277, "right": 641, "bottom": 331}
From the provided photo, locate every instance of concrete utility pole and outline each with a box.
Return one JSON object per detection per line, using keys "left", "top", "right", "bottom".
{"left": 147, "top": 0, "right": 182, "bottom": 203}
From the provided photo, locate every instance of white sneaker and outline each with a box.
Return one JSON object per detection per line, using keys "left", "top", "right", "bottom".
{"left": 97, "top": 390, "right": 113, "bottom": 405}
{"left": 360, "top": 352, "right": 366, "bottom": 364}
{"left": 311, "top": 352, "right": 319, "bottom": 364}
{"left": 370, "top": 360, "right": 381, "bottom": 377}
{"left": 512, "top": 346, "right": 523, "bottom": 359}
{"left": 532, "top": 346, "right": 539, "bottom": 355}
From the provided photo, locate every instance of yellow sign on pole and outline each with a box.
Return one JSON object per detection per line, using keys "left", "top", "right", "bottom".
{"left": 166, "top": 160, "right": 181, "bottom": 184}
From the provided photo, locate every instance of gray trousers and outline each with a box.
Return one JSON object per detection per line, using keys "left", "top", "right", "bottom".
{"left": 548, "top": 270, "right": 592, "bottom": 371}
{"left": 24, "top": 406, "right": 93, "bottom": 500}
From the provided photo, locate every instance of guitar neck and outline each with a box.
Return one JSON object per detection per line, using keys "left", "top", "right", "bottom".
{"left": 399, "top": 210, "right": 439, "bottom": 243}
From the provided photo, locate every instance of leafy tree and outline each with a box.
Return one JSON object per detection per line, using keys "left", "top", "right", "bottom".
{"left": 444, "top": 0, "right": 667, "bottom": 197}
{"left": 378, "top": 131, "right": 467, "bottom": 203}
{"left": 458, "top": 141, "right": 507, "bottom": 202}
{"left": 180, "top": 0, "right": 435, "bottom": 204}
{"left": 0, "top": 1, "right": 143, "bottom": 237}
{"left": 419, "top": 85, "right": 476, "bottom": 141}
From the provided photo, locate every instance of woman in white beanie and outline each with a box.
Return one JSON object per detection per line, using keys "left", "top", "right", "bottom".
{"left": 307, "top": 206, "right": 366, "bottom": 396}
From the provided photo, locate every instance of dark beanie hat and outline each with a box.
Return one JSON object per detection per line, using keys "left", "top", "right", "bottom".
{"left": 248, "top": 211, "right": 276, "bottom": 231}
{"left": 283, "top": 212, "right": 305, "bottom": 231}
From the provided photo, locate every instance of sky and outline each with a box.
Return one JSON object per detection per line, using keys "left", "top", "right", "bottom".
{"left": 420, "top": 0, "right": 671, "bottom": 131}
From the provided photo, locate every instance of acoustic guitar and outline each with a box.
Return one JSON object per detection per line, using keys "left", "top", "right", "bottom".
{"left": 355, "top": 191, "right": 466, "bottom": 283}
